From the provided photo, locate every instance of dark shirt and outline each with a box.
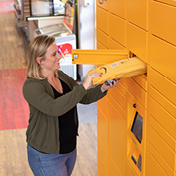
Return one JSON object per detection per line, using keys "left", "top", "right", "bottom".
{"left": 51, "top": 78, "right": 77, "bottom": 154}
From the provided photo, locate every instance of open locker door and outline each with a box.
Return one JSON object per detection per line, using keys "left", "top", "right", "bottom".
{"left": 72, "top": 49, "right": 130, "bottom": 65}
{"left": 72, "top": 49, "right": 147, "bottom": 85}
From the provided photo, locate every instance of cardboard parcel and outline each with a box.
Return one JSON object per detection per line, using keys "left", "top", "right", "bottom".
{"left": 88, "top": 57, "right": 147, "bottom": 85}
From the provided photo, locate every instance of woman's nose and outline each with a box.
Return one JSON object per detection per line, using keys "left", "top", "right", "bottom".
{"left": 57, "top": 52, "right": 62, "bottom": 59}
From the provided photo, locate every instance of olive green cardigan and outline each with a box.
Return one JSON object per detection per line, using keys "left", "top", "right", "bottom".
{"left": 23, "top": 70, "right": 107, "bottom": 154}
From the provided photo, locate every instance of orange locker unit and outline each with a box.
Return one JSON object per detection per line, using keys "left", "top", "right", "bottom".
{"left": 72, "top": 0, "right": 176, "bottom": 175}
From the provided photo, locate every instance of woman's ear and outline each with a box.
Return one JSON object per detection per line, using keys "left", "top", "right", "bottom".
{"left": 36, "top": 57, "right": 41, "bottom": 64}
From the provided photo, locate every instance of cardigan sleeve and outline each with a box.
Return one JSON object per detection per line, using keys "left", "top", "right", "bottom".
{"left": 58, "top": 70, "right": 107, "bottom": 104}
{"left": 23, "top": 78, "right": 87, "bottom": 117}
{"left": 79, "top": 84, "right": 107, "bottom": 104}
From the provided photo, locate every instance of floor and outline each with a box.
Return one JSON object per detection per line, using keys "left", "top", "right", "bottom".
{"left": 0, "top": 1, "right": 97, "bottom": 175}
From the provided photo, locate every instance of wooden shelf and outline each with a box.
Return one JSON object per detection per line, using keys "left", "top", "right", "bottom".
{"left": 13, "top": 0, "right": 30, "bottom": 31}
{"left": 14, "top": 0, "right": 21, "bottom": 10}
{"left": 14, "top": 11, "right": 23, "bottom": 27}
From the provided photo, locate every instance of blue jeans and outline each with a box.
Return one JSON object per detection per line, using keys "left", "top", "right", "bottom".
{"left": 27, "top": 144, "right": 76, "bottom": 176}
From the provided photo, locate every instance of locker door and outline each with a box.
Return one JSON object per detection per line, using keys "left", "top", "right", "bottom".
{"left": 72, "top": 49, "right": 130, "bottom": 65}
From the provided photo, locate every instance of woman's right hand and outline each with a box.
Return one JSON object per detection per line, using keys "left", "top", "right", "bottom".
{"left": 83, "top": 72, "right": 102, "bottom": 90}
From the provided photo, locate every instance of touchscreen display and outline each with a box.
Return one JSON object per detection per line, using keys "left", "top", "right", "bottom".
{"left": 131, "top": 112, "right": 143, "bottom": 143}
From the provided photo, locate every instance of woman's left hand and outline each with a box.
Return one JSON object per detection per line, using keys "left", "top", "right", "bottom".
{"left": 101, "top": 78, "right": 121, "bottom": 93}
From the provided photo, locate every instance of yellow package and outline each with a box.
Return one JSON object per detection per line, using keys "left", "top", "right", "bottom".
{"left": 88, "top": 57, "right": 147, "bottom": 85}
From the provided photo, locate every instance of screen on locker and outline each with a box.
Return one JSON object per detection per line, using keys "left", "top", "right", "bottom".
{"left": 131, "top": 112, "right": 143, "bottom": 143}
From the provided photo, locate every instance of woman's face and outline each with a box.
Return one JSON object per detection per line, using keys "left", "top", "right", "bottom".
{"left": 41, "top": 42, "right": 61, "bottom": 73}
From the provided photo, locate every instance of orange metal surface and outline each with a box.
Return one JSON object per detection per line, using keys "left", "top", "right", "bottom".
{"left": 97, "top": 107, "right": 109, "bottom": 149}
{"left": 146, "top": 148, "right": 168, "bottom": 176}
{"left": 97, "top": 6, "right": 109, "bottom": 35}
{"left": 126, "top": 160, "right": 137, "bottom": 176}
{"left": 148, "top": 96, "right": 176, "bottom": 141}
{"left": 96, "top": 0, "right": 109, "bottom": 10}
{"left": 148, "top": 126, "right": 176, "bottom": 171}
{"left": 109, "top": 94, "right": 126, "bottom": 118}
{"left": 108, "top": 87, "right": 126, "bottom": 111}
{"left": 149, "top": 114, "right": 176, "bottom": 152}
{"left": 109, "top": 156, "right": 123, "bottom": 176}
{"left": 109, "top": 0, "right": 126, "bottom": 19}
{"left": 72, "top": 49, "right": 129, "bottom": 65}
{"left": 97, "top": 41, "right": 107, "bottom": 49}
{"left": 98, "top": 153, "right": 109, "bottom": 176}
{"left": 126, "top": 0, "right": 148, "bottom": 30}
{"left": 154, "top": 0, "right": 176, "bottom": 7}
{"left": 108, "top": 37, "right": 126, "bottom": 50}
{"left": 149, "top": 86, "right": 176, "bottom": 118}
{"left": 98, "top": 136, "right": 109, "bottom": 172}
{"left": 148, "top": 67, "right": 176, "bottom": 106}
{"left": 109, "top": 13, "right": 126, "bottom": 47}
{"left": 148, "top": 34, "right": 176, "bottom": 83}
{"left": 97, "top": 29, "right": 109, "bottom": 48}
{"left": 109, "top": 102, "right": 126, "bottom": 175}
{"left": 126, "top": 22, "right": 147, "bottom": 62}
{"left": 98, "top": 96, "right": 109, "bottom": 118}
{"left": 149, "top": 1, "right": 176, "bottom": 46}
{"left": 126, "top": 77, "right": 147, "bottom": 108}
{"left": 93, "top": 0, "right": 176, "bottom": 175}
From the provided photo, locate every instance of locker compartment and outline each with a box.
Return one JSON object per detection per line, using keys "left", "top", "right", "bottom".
{"left": 126, "top": 22, "right": 147, "bottom": 62}
{"left": 115, "top": 81, "right": 126, "bottom": 96}
{"left": 146, "top": 151, "right": 168, "bottom": 176}
{"left": 97, "top": 6, "right": 109, "bottom": 35}
{"left": 148, "top": 126, "right": 176, "bottom": 171}
{"left": 126, "top": 0, "right": 148, "bottom": 30}
{"left": 108, "top": 37, "right": 126, "bottom": 50}
{"left": 97, "top": 96, "right": 109, "bottom": 119}
{"left": 126, "top": 160, "right": 137, "bottom": 176}
{"left": 96, "top": 0, "right": 109, "bottom": 10}
{"left": 109, "top": 13, "right": 126, "bottom": 47}
{"left": 109, "top": 102, "right": 126, "bottom": 175}
{"left": 109, "top": 0, "right": 126, "bottom": 19}
{"left": 149, "top": 85, "right": 176, "bottom": 118}
{"left": 97, "top": 107, "right": 109, "bottom": 149}
{"left": 120, "top": 77, "right": 128, "bottom": 89}
{"left": 97, "top": 29, "right": 109, "bottom": 49}
{"left": 149, "top": 1, "right": 176, "bottom": 46}
{"left": 149, "top": 114, "right": 176, "bottom": 152}
{"left": 154, "top": 0, "right": 176, "bottom": 7}
{"left": 148, "top": 67, "right": 176, "bottom": 106}
{"left": 108, "top": 86, "right": 126, "bottom": 110}
{"left": 108, "top": 79, "right": 126, "bottom": 96}
{"left": 98, "top": 153, "right": 108, "bottom": 176}
{"left": 148, "top": 96, "right": 176, "bottom": 141}
{"left": 109, "top": 94, "right": 126, "bottom": 119}
{"left": 148, "top": 34, "right": 176, "bottom": 83}
{"left": 126, "top": 77, "right": 147, "bottom": 108}
{"left": 132, "top": 74, "right": 147, "bottom": 91}
{"left": 98, "top": 136, "right": 109, "bottom": 171}
{"left": 97, "top": 41, "right": 107, "bottom": 49}
{"left": 109, "top": 156, "right": 124, "bottom": 176}
{"left": 146, "top": 143, "right": 175, "bottom": 176}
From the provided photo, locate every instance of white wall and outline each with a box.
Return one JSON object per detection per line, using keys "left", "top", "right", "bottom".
{"left": 79, "top": 0, "right": 96, "bottom": 49}
{"left": 78, "top": 0, "right": 96, "bottom": 81}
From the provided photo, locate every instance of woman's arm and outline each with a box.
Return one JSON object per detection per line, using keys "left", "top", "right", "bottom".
{"left": 79, "top": 84, "right": 107, "bottom": 104}
{"left": 23, "top": 79, "right": 87, "bottom": 117}
{"left": 79, "top": 78, "right": 121, "bottom": 104}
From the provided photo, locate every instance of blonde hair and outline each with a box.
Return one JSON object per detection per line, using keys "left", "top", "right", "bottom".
{"left": 25, "top": 35, "right": 58, "bottom": 79}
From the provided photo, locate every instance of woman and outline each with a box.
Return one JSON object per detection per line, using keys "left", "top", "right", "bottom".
{"left": 23, "top": 35, "right": 120, "bottom": 176}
